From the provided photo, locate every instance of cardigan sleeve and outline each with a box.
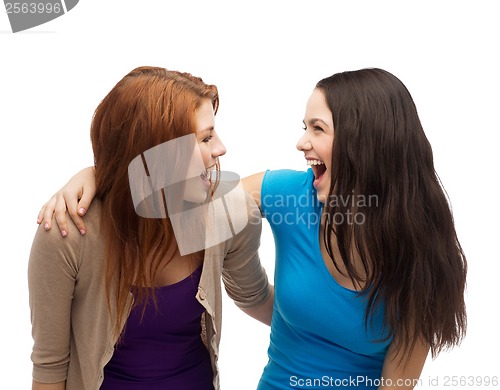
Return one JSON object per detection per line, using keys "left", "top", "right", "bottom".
{"left": 221, "top": 191, "right": 271, "bottom": 309}
{"left": 28, "top": 222, "right": 80, "bottom": 383}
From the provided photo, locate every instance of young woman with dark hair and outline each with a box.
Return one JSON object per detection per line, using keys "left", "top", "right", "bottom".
{"left": 37, "top": 68, "right": 467, "bottom": 389}
{"left": 246, "top": 68, "right": 467, "bottom": 389}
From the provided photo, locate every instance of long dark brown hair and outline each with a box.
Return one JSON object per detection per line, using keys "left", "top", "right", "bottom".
{"left": 90, "top": 66, "right": 219, "bottom": 338}
{"left": 317, "top": 68, "right": 467, "bottom": 360}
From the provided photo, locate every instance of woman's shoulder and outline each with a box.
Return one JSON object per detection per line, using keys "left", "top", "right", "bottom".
{"left": 207, "top": 178, "right": 261, "bottom": 251}
{"left": 263, "top": 168, "right": 314, "bottom": 193}
{"left": 264, "top": 168, "right": 313, "bottom": 181}
{"left": 30, "top": 200, "right": 103, "bottom": 269}
{"left": 82, "top": 199, "right": 102, "bottom": 232}
{"left": 261, "top": 168, "right": 316, "bottom": 212}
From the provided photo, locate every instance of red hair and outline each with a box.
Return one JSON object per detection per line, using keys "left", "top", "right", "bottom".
{"left": 90, "top": 66, "right": 219, "bottom": 338}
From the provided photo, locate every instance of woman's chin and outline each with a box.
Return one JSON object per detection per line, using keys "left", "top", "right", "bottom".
{"left": 314, "top": 182, "right": 330, "bottom": 204}
{"left": 183, "top": 185, "right": 208, "bottom": 204}
{"left": 183, "top": 191, "right": 208, "bottom": 205}
{"left": 313, "top": 175, "right": 330, "bottom": 204}
{"left": 316, "top": 192, "right": 328, "bottom": 204}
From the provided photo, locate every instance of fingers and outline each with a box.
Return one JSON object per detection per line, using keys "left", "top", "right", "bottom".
{"left": 38, "top": 191, "right": 88, "bottom": 237}
{"left": 53, "top": 192, "right": 70, "bottom": 237}
{"left": 36, "top": 166, "right": 96, "bottom": 237}
{"left": 63, "top": 189, "right": 87, "bottom": 236}
{"left": 37, "top": 204, "right": 46, "bottom": 225}
{"left": 77, "top": 189, "right": 94, "bottom": 218}
{"left": 37, "top": 196, "right": 57, "bottom": 231}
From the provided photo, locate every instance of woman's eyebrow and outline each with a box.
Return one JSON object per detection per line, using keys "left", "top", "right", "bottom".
{"left": 303, "top": 118, "right": 329, "bottom": 127}
{"left": 198, "top": 126, "right": 214, "bottom": 133}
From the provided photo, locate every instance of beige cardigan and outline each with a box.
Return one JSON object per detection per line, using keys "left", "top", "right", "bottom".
{"left": 28, "top": 190, "right": 270, "bottom": 389}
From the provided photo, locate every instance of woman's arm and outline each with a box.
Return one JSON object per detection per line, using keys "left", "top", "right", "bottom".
{"left": 379, "top": 338, "right": 429, "bottom": 389}
{"left": 29, "top": 221, "right": 79, "bottom": 386}
{"left": 222, "top": 185, "right": 273, "bottom": 325}
{"left": 37, "top": 166, "right": 96, "bottom": 236}
{"left": 229, "top": 172, "right": 271, "bottom": 324}
{"left": 32, "top": 380, "right": 65, "bottom": 390}
{"left": 241, "top": 172, "right": 265, "bottom": 211}
{"left": 38, "top": 169, "right": 264, "bottom": 237}
{"left": 38, "top": 169, "right": 260, "bottom": 236}
{"left": 239, "top": 286, "right": 274, "bottom": 325}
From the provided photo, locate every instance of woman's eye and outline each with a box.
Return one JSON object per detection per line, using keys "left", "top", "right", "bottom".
{"left": 202, "top": 136, "right": 213, "bottom": 143}
{"left": 302, "top": 124, "right": 324, "bottom": 132}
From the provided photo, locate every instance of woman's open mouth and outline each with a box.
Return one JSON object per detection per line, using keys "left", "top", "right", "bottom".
{"left": 307, "top": 159, "right": 326, "bottom": 188}
{"left": 199, "top": 169, "right": 212, "bottom": 190}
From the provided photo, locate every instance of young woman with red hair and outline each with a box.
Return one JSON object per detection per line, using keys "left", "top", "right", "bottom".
{"left": 29, "top": 66, "right": 273, "bottom": 390}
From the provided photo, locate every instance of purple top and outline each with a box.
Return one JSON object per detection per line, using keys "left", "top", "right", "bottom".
{"left": 100, "top": 265, "right": 213, "bottom": 390}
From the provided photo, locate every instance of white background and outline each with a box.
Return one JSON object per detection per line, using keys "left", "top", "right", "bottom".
{"left": 1, "top": 1, "right": 499, "bottom": 388}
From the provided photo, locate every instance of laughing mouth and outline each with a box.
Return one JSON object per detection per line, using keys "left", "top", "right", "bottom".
{"left": 200, "top": 164, "right": 218, "bottom": 182}
{"left": 307, "top": 159, "right": 326, "bottom": 180}
{"left": 201, "top": 160, "right": 219, "bottom": 182}
{"left": 200, "top": 170, "right": 211, "bottom": 181}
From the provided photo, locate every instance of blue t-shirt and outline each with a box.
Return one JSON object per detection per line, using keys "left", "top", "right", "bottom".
{"left": 258, "top": 169, "right": 391, "bottom": 390}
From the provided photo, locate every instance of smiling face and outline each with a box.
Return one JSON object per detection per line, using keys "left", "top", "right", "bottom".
{"left": 183, "top": 98, "right": 226, "bottom": 204}
{"left": 296, "top": 88, "right": 334, "bottom": 203}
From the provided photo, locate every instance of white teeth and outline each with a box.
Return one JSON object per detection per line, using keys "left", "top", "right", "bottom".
{"left": 307, "top": 160, "right": 325, "bottom": 166}
{"left": 200, "top": 170, "right": 214, "bottom": 180}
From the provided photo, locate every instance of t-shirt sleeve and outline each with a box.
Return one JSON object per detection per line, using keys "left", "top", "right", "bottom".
{"left": 261, "top": 169, "right": 315, "bottom": 223}
{"left": 28, "top": 224, "right": 80, "bottom": 383}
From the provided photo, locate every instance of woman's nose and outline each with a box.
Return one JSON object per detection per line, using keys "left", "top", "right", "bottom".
{"left": 212, "top": 135, "right": 226, "bottom": 158}
{"left": 296, "top": 132, "right": 312, "bottom": 151}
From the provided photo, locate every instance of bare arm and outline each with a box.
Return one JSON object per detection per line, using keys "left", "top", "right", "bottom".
{"left": 32, "top": 380, "right": 65, "bottom": 390}
{"left": 242, "top": 172, "right": 265, "bottom": 212}
{"left": 37, "top": 166, "right": 96, "bottom": 236}
{"left": 379, "top": 338, "right": 429, "bottom": 389}
{"left": 38, "top": 169, "right": 261, "bottom": 235}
